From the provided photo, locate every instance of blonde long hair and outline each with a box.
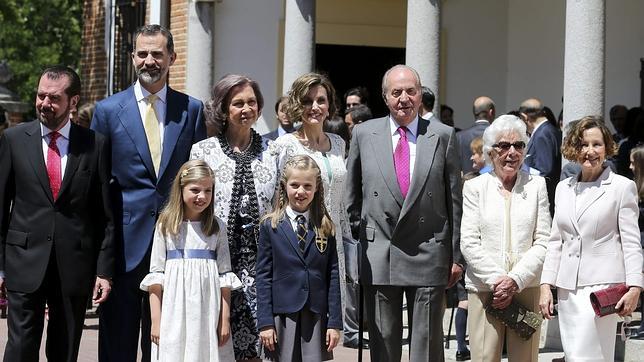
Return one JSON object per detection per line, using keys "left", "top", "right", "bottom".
{"left": 157, "top": 160, "right": 219, "bottom": 237}
{"left": 631, "top": 146, "right": 644, "bottom": 201}
{"left": 263, "top": 155, "right": 335, "bottom": 237}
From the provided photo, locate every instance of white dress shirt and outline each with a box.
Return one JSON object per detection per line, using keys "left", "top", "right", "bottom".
{"left": 422, "top": 111, "right": 443, "bottom": 125}
{"left": 41, "top": 120, "right": 71, "bottom": 180}
{"left": 389, "top": 116, "right": 418, "bottom": 180}
{"left": 285, "top": 206, "right": 310, "bottom": 232}
{"left": 134, "top": 81, "right": 167, "bottom": 146}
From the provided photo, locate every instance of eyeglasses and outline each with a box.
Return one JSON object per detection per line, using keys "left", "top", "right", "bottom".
{"left": 492, "top": 141, "right": 526, "bottom": 151}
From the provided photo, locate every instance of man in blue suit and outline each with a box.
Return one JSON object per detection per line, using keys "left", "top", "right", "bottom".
{"left": 263, "top": 96, "right": 295, "bottom": 140}
{"left": 457, "top": 96, "right": 495, "bottom": 174}
{"left": 520, "top": 98, "right": 561, "bottom": 216}
{"left": 91, "top": 24, "right": 206, "bottom": 362}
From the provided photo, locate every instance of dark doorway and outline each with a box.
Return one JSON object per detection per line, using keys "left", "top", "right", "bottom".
{"left": 316, "top": 44, "right": 405, "bottom": 118}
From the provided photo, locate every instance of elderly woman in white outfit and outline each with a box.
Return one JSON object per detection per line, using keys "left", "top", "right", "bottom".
{"left": 540, "top": 116, "right": 644, "bottom": 362}
{"left": 461, "top": 115, "right": 551, "bottom": 361}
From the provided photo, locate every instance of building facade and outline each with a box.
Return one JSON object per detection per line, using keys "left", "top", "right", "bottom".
{"left": 81, "top": 0, "right": 644, "bottom": 133}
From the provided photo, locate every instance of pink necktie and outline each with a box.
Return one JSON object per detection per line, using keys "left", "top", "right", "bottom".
{"left": 47, "top": 132, "right": 62, "bottom": 200}
{"left": 394, "top": 126, "right": 410, "bottom": 198}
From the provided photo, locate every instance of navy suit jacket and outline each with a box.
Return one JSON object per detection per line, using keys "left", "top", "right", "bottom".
{"left": 525, "top": 121, "right": 561, "bottom": 214}
{"left": 262, "top": 129, "right": 279, "bottom": 141}
{"left": 91, "top": 85, "right": 206, "bottom": 272}
{"left": 256, "top": 219, "right": 342, "bottom": 331}
{"left": 456, "top": 121, "right": 489, "bottom": 173}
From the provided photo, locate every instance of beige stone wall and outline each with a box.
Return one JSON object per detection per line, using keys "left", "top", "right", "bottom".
{"left": 316, "top": 0, "right": 407, "bottom": 48}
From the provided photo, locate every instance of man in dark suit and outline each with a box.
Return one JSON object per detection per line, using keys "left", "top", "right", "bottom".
{"left": 263, "top": 95, "right": 295, "bottom": 140}
{"left": 91, "top": 25, "right": 206, "bottom": 362}
{"left": 419, "top": 86, "right": 442, "bottom": 125}
{"left": 520, "top": 98, "right": 562, "bottom": 216}
{"left": 0, "top": 66, "right": 114, "bottom": 361}
{"left": 457, "top": 96, "right": 495, "bottom": 173}
{"left": 346, "top": 65, "right": 464, "bottom": 362}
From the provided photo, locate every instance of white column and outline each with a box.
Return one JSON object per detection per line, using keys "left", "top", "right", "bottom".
{"left": 282, "top": 0, "right": 315, "bottom": 94}
{"left": 543, "top": 2, "right": 605, "bottom": 346}
{"left": 149, "top": 0, "right": 169, "bottom": 27}
{"left": 406, "top": 0, "right": 441, "bottom": 114}
{"left": 185, "top": 0, "right": 215, "bottom": 103}
{"left": 562, "top": 0, "right": 605, "bottom": 127}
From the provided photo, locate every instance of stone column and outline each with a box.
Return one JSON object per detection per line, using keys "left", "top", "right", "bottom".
{"left": 406, "top": 0, "right": 440, "bottom": 114}
{"left": 148, "top": 0, "right": 169, "bottom": 27}
{"left": 185, "top": 0, "right": 215, "bottom": 103}
{"left": 282, "top": 0, "right": 315, "bottom": 94}
{"left": 562, "top": 0, "right": 605, "bottom": 127}
{"left": 545, "top": 3, "right": 606, "bottom": 347}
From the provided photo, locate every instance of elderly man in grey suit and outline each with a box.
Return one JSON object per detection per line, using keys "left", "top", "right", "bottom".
{"left": 346, "top": 64, "right": 464, "bottom": 362}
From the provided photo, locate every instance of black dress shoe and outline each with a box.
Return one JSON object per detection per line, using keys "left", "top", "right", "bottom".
{"left": 455, "top": 349, "right": 471, "bottom": 361}
{"left": 632, "top": 331, "right": 644, "bottom": 340}
{"left": 343, "top": 340, "right": 369, "bottom": 349}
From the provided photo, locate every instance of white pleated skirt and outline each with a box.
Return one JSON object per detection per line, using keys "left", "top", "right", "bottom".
{"left": 558, "top": 284, "right": 619, "bottom": 362}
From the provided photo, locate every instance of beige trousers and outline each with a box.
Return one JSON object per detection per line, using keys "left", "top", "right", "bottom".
{"left": 467, "top": 287, "right": 540, "bottom": 362}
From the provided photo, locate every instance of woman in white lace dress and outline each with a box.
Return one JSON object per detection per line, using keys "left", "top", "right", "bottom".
{"left": 269, "top": 73, "right": 352, "bottom": 333}
{"left": 190, "top": 75, "right": 278, "bottom": 361}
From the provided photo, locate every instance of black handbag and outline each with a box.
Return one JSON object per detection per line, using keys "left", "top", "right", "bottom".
{"left": 485, "top": 297, "right": 543, "bottom": 340}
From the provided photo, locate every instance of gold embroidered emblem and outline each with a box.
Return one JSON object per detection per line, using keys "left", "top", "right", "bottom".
{"left": 315, "top": 236, "right": 327, "bottom": 253}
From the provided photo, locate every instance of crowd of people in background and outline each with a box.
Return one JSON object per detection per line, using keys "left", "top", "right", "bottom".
{"left": 1, "top": 24, "right": 644, "bottom": 362}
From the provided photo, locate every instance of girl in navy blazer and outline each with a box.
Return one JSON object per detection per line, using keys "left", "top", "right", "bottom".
{"left": 257, "top": 155, "right": 342, "bottom": 361}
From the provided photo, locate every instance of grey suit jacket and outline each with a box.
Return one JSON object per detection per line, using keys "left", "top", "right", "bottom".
{"left": 346, "top": 116, "right": 464, "bottom": 286}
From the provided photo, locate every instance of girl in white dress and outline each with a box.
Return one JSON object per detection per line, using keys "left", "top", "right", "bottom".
{"left": 140, "top": 160, "right": 242, "bottom": 362}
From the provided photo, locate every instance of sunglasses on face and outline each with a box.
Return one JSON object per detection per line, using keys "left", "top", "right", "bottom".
{"left": 493, "top": 141, "right": 526, "bottom": 151}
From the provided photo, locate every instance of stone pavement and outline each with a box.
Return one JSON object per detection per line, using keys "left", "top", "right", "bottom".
{"left": 1, "top": 307, "right": 642, "bottom": 361}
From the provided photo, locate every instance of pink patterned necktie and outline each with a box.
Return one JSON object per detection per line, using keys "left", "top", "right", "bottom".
{"left": 394, "top": 126, "right": 410, "bottom": 198}
{"left": 47, "top": 131, "right": 62, "bottom": 200}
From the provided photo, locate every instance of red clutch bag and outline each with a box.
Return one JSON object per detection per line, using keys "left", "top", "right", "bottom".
{"left": 589, "top": 284, "right": 629, "bottom": 317}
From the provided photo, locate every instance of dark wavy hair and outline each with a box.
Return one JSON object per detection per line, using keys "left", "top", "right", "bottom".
{"left": 286, "top": 73, "right": 337, "bottom": 123}
{"left": 561, "top": 115, "right": 617, "bottom": 162}
{"left": 205, "top": 74, "right": 264, "bottom": 136}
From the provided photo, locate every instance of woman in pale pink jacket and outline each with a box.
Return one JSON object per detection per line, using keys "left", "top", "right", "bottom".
{"left": 540, "top": 116, "right": 644, "bottom": 362}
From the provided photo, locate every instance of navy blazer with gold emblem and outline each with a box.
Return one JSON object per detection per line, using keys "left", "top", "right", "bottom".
{"left": 256, "top": 217, "right": 342, "bottom": 331}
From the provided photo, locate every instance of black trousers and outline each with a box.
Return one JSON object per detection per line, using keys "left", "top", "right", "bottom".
{"left": 3, "top": 250, "right": 89, "bottom": 362}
